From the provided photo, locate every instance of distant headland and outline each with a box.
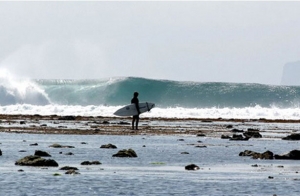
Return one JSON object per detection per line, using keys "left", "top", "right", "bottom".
{"left": 281, "top": 61, "right": 300, "bottom": 86}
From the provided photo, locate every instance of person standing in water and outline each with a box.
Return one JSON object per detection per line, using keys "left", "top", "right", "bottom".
{"left": 131, "top": 92, "right": 140, "bottom": 130}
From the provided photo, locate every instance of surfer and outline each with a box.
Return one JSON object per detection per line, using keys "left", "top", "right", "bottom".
{"left": 131, "top": 92, "right": 140, "bottom": 130}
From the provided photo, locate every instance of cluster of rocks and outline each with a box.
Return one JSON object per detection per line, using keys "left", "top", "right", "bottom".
{"left": 239, "top": 149, "right": 300, "bottom": 160}
{"left": 1, "top": 140, "right": 202, "bottom": 174}
{"left": 239, "top": 150, "right": 273, "bottom": 159}
{"left": 6, "top": 142, "right": 142, "bottom": 175}
{"left": 222, "top": 128, "right": 262, "bottom": 141}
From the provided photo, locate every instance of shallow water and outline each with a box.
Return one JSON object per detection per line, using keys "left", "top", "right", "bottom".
{"left": 1, "top": 133, "right": 300, "bottom": 196}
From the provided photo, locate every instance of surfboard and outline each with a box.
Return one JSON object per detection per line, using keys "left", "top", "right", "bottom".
{"left": 113, "top": 102, "right": 155, "bottom": 116}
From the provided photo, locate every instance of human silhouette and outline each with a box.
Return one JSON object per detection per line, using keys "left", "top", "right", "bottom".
{"left": 131, "top": 92, "right": 140, "bottom": 130}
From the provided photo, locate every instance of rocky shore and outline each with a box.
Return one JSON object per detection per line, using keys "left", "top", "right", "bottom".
{"left": 0, "top": 114, "right": 300, "bottom": 137}
{"left": 1, "top": 114, "right": 300, "bottom": 195}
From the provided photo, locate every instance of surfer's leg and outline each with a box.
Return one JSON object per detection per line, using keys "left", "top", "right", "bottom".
{"left": 132, "top": 118, "right": 135, "bottom": 130}
{"left": 132, "top": 115, "right": 138, "bottom": 130}
{"left": 135, "top": 115, "right": 140, "bottom": 130}
{"left": 135, "top": 120, "right": 139, "bottom": 130}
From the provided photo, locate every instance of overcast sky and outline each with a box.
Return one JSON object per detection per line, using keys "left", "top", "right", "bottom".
{"left": 0, "top": 1, "right": 299, "bottom": 84}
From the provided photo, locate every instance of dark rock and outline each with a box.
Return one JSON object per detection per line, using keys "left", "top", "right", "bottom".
{"left": 81, "top": 161, "right": 101, "bottom": 165}
{"left": 118, "top": 121, "right": 130, "bottom": 125}
{"left": 20, "top": 121, "right": 26, "bottom": 125}
{"left": 221, "top": 135, "right": 231, "bottom": 139}
{"left": 196, "top": 133, "right": 206, "bottom": 137}
{"left": 15, "top": 155, "right": 59, "bottom": 167}
{"left": 239, "top": 150, "right": 256, "bottom": 157}
{"left": 247, "top": 128, "right": 260, "bottom": 131}
{"left": 112, "top": 149, "right": 137, "bottom": 158}
{"left": 60, "top": 166, "right": 78, "bottom": 170}
{"left": 226, "top": 125, "right": 233, "bottom": 129}
{"left": 282, "top": 133, "right": 300, "bottom": 140}
{"left": 30, "top": 143, "right": 38, "bottom": 146}
{"left": 58, "top": 116, "right": 76, "bottom": 121}
{"left": 65, "top": 169, "right": 80, "bottom": 175}
{"left": 252, "top": 151, "right": 273, "bottom": 159}
{"left": 177, "top": 139, "right": 184, "bottom": 141}
{"left": 0, "top": 149, "right": 2, "bottom": 156}
{"left": 18, "top": 169, "right": 24, "bottom": 172}
{"left": 243, "top": 129, "right": 262, "bottom": 138}
{"left": 65, "top": 152, "right": 74, "bottom": 155}
{"left": 195, "top": 145, "right": 207, "bottom": 148}
{"left": 100, "top": 143, "right": 117, "bottom": 149}
{"left": 185, "top": 164, "right": 200, "bottom": 170}
{"left": 231, "top": 128, "right": 244, "bottom": 133}
{"left": 58, "top": 126, "right": 67, "bottom": 128}
{"left": 49, "top": 143, "right": 75, "bottom": 148}
{"left": 239, "top": 150, "right": 273, "bottom": 159}
{"left": 230, "top": 134, "right": 249, "bottom": 141}
{"left": 275, "top": 150, "right": 300, "bottom": 160}
{"left": 49, "top": 143, "right": 63, "bottom": 148}
{"left": 181, "top": 152, "right": 189, "bottom": 154}
{"left": 34, "top": 150, "right": 51, "bottom": 157}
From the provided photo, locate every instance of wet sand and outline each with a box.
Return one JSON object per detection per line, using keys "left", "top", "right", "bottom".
{"left": 0, "top": 114, "right": 299, "bottom": 138}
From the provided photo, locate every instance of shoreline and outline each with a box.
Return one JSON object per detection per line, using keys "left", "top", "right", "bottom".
{"left": 0, "top": 114, "right": 299, "bottom": 137}
{"left": 1, "top": 114, "right": 300, "bottom": 195}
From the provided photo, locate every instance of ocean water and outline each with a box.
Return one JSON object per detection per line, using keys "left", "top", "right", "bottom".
{"left": 1, "top": 132, "right": 300, "bottom": 196}
{"left": 1, "top": 75, "right": 300, "bottom": 119}
{"left": 1, "top": 72, "right": 300, "bottom": 196}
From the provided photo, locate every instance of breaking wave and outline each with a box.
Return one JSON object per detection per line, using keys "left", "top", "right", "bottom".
{"left": 1, "top": 74, "right": 300, "bottom": 119}
{"left": 35, "top": 77, "right": 300, "bottom": 108}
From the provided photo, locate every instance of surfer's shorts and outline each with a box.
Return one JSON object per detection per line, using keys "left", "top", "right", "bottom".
{"left": 133, "top": 115, "right": 139, "bottom": 119}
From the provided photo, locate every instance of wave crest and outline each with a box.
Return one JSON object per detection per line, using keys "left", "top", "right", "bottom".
{"left": 0, "top": 69, "right": 50, "bottom": 105}
{"left": 35, "top": 77, "right": 300, "bottom": 108}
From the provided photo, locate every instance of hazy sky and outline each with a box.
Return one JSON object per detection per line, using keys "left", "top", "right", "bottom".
{"left": 0, "top": 1, "right": 299, "bottom": 84}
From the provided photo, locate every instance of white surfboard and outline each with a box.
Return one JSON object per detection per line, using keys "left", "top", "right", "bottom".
{"left": 113, "top": 102, "right": 155, "bottom": 116}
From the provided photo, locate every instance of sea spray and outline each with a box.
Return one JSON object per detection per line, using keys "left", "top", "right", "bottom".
{"left": 0, "top": 68, "right": 50, "bottom": 105}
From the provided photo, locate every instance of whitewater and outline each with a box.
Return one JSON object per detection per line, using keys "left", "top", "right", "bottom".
{"left": 1, "top": 71, "right": 300, "bottom": 119}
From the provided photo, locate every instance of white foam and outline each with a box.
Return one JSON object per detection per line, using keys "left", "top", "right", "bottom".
{"left": 0, "top": 68, "right": 50, "bottom": 105}
{"left": 0, "top": 104, "right": 299, "bottom": 120}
